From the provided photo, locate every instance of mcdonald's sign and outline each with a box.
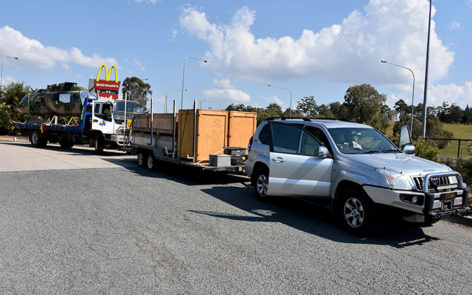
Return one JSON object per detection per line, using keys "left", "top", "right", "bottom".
{"left": 93, "top": 64, "right": 121, "bottom": 99}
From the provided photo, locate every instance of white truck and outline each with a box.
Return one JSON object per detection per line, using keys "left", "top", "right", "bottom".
{"left": 13, "top": 91, "right": 145, "bottom": 154}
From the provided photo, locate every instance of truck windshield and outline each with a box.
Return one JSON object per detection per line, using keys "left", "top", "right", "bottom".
{"left": 114, "top": 101, "right": 145, "bottom": 115}
{"left": 328, "top": 128, "right": 399, "bottom": 154}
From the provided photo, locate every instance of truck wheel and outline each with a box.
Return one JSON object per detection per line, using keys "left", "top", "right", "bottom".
{"left": 146, "top": 154, "right": 155, "bottom": 170}
{"left": 137, "top": 151, "right": 145, "bottom": 168}
{"left": 253, "top": 168, "right": 269, "bottom": 201}
{"left": 339, "top": 189, "right": 377, "bottom": 236}
{"left": 30, "top": 130, "right": 42, "bottom": 147}
{"left": 94, "top": 135, "right": 104, "bottom": 154}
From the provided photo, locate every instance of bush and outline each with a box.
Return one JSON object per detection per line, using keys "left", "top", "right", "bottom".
{"left": 413, "top": 137, "right": 439, "bottom": 161}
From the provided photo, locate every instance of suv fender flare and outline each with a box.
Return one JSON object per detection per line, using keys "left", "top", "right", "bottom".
{"left": 331, "top": 169, "right": 378, "bottom": 198}
{"left": 332, "top": 180, "right": 372, "bottom": 209}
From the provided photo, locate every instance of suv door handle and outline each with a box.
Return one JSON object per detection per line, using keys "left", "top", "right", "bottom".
{"left": 272, "top": 157, "right": 285, "bottom": 163}
{"left": 93, "top": 119, "right": 98, "bottom": 122}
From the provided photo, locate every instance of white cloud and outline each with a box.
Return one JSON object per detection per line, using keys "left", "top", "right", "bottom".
{"left": 134, "top": 0, "right": 158, "bottom": 4}
{"left": 203, "top": 79, "right": 251, "bottom": 103}
{"left": 171, "top": 29, "right": 178, "bottom": 40}
{"left": 1, "top": 76, "right": 16, "bottom": 85}
{"left": 180, "top": 1, "right": 453, "bottom": 87}
{"left": 449, "top": 20, "right": 462, "bottom": 30}
{"left": 0, "top": 26, "right": 118, "bottom": 70}
{"left": 429, "top": 82, "right": 472, "bottom": 106}
{"left": 265, "top": 96, "right": 284, "bottom": 106}
{"left": 134, "top": 59, "right": 146, "bottom": 71}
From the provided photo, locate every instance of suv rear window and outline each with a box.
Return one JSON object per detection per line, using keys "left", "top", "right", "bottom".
{"left": 258, "top": 124, "right": 272, "bottom": 145}
{"left": 271, "top": 124, "right": 302, "bottom": 154}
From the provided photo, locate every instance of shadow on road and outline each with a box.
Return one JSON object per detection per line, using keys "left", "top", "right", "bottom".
{"left": 107, "top": 157, "right": 250, "bottom": 186}
{"left": 194, "top": 185, "right": 440, "bottom": 248}
{"left": 1, "top": 141, "right": 128, "bottom": 157}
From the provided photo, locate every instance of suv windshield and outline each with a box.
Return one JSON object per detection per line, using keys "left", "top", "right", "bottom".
{"left": 328, "top": 128, "right": 398, "bottom": 154}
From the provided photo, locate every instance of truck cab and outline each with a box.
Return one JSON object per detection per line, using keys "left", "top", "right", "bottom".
{"left": 90, "top": 99, "right": 145, "bottom": 153}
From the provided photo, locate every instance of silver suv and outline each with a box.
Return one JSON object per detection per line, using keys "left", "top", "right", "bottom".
{"left": 245, "top": 118, "right": 470, "bottom": 235}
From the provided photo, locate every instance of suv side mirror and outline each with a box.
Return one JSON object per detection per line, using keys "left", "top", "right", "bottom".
{"left": 319, "top": 146, "right": 330, "bottom": 158}
{"left": 399, "top": 125, "right": 411, "bottom": 149}
{"left": 402, "top": 144, "right": 416, "bottom": 155}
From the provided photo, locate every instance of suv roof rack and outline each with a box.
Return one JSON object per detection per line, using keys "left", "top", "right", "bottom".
{"left": 267, "top": 117, "right": 350, "bottom": 122}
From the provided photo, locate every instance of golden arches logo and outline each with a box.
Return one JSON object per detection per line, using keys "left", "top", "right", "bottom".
{"left": 96, "top": 64, "right": 119, "bottom": 83}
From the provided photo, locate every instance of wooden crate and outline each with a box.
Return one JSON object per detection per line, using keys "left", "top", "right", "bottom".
{"left": 227, "top": 111, "right": 257, "bottom": 153}
{"left": 132, "top": 113, "right": 175, "bottom": 135}
{"left": 177, "top": 109, "right": 228, "bottom": 162}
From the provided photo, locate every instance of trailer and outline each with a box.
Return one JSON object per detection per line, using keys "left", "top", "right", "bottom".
{"left": 11, "top": 91, "right": 145, "bottom": 154}
{"left": 130, "top": 100, "right": 257, "bottom": 173}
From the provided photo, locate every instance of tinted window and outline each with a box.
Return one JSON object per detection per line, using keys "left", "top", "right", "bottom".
{"left": 299, "top": 131, "right": 320, "bottom": 156}
{"left": 259, "top": 124, "right": 272, "bottom": 145}
{"left": 271, "top": 124, "right": 302, "bottom": 154}
{"left": 305, "top": 126, "right": 332, "bottom": 152}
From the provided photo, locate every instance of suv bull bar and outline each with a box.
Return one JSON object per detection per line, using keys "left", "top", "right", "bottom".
{"left": 422, "top": 171, "right": 471, "bottom": 217}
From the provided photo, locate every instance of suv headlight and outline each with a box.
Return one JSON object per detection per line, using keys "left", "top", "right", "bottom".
{"left": 376, "top": 168, "right": 414, "bottom": 190}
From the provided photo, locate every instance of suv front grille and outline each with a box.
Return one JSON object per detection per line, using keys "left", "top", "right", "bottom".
{"left": 413, "top": 176, "right": 452, "bottom": 192}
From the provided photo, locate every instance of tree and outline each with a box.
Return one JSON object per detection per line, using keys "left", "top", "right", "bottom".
{"left": 343, "top": 84, "right": 389, "bottom": 132}
{"left": 122, "top": 77, "right": 152, "bottom": 107}
{"left": 0, "top": 82, "right": 32, "bottom": 134}
{"left": 296, "top": 96, "right": 318, "bottom": 117}
{"left": 394, "top": 99, "right": 410, "bottom": 117}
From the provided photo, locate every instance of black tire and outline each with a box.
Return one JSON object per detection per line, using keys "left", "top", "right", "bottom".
{"left": 94, "top": 135, "right": 104, "bottom": 154}
{"left": 146, "top": 153, "right": 155, "bottom": 170}
{"left": 137, "top": 150, "right": 146, "bottom": 168}
{"left": 30, "top": 130, "right": 42, "bottom": 147}
{"left": 338, "top": 188, "right": 377, "bottom": 237}
{"left": 252, "top": 167, "right": 269, "bottom": 201}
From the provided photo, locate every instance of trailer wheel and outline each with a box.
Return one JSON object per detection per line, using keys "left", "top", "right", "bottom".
{"left": 137, "top": 151, "right": 146, "bottom": 168}
{"left": 30, "top": 130, "right": 41, "bottom": 147}
{"left": 146, "top": 154, "right": 155, "bottom": 170}
{"left": 94, "top": 135, "right": 104, "bottom": 154}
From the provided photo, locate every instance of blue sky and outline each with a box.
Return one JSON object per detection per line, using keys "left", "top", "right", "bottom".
{"left": 1, "top": 0, "right": 471, "bottom": 111}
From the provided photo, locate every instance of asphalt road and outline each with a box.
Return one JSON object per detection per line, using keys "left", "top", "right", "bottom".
{"left": 1, "top": 142, "right": 472, "bottom": 294}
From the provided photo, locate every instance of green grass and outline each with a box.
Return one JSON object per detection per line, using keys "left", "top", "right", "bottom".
{"left": 385, "top": 122, "right": 472, "bottom": 139}
{"left": 385, "top": 122, "right": 472, "bottom": 158}
{"left": 443, "top": 123, "right": 472, "bottom": 139}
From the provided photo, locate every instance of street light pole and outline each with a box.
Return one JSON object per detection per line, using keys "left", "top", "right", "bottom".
{"left": 422, "top": 0, "right": 433, "bottom": 138}
{"left": 181, "top": 57, "right": 207, "bottom": 110}
{"left": 0, "top": 56, "right": 19, "bottom": 91}
{"left": 266, "top": 84, "right": 293, "bottom": 117}
{"left": 380, "top": 60, "right": 415, "bottom": 135}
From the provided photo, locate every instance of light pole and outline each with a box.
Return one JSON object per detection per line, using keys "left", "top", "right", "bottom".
{"left": 266, "top": 84, "right": 293, "bottom": 117}
{"left": 1, "top": 56, "right": 19, "bottom": 91}
{"left": 421, "top": 0, "right": 433, "bottom": 138}
{"left": 181, "top": 57, "right": 207, "bottom": 110}
{"left": 381, "top": 60, "right": 415, "bottom": 136}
